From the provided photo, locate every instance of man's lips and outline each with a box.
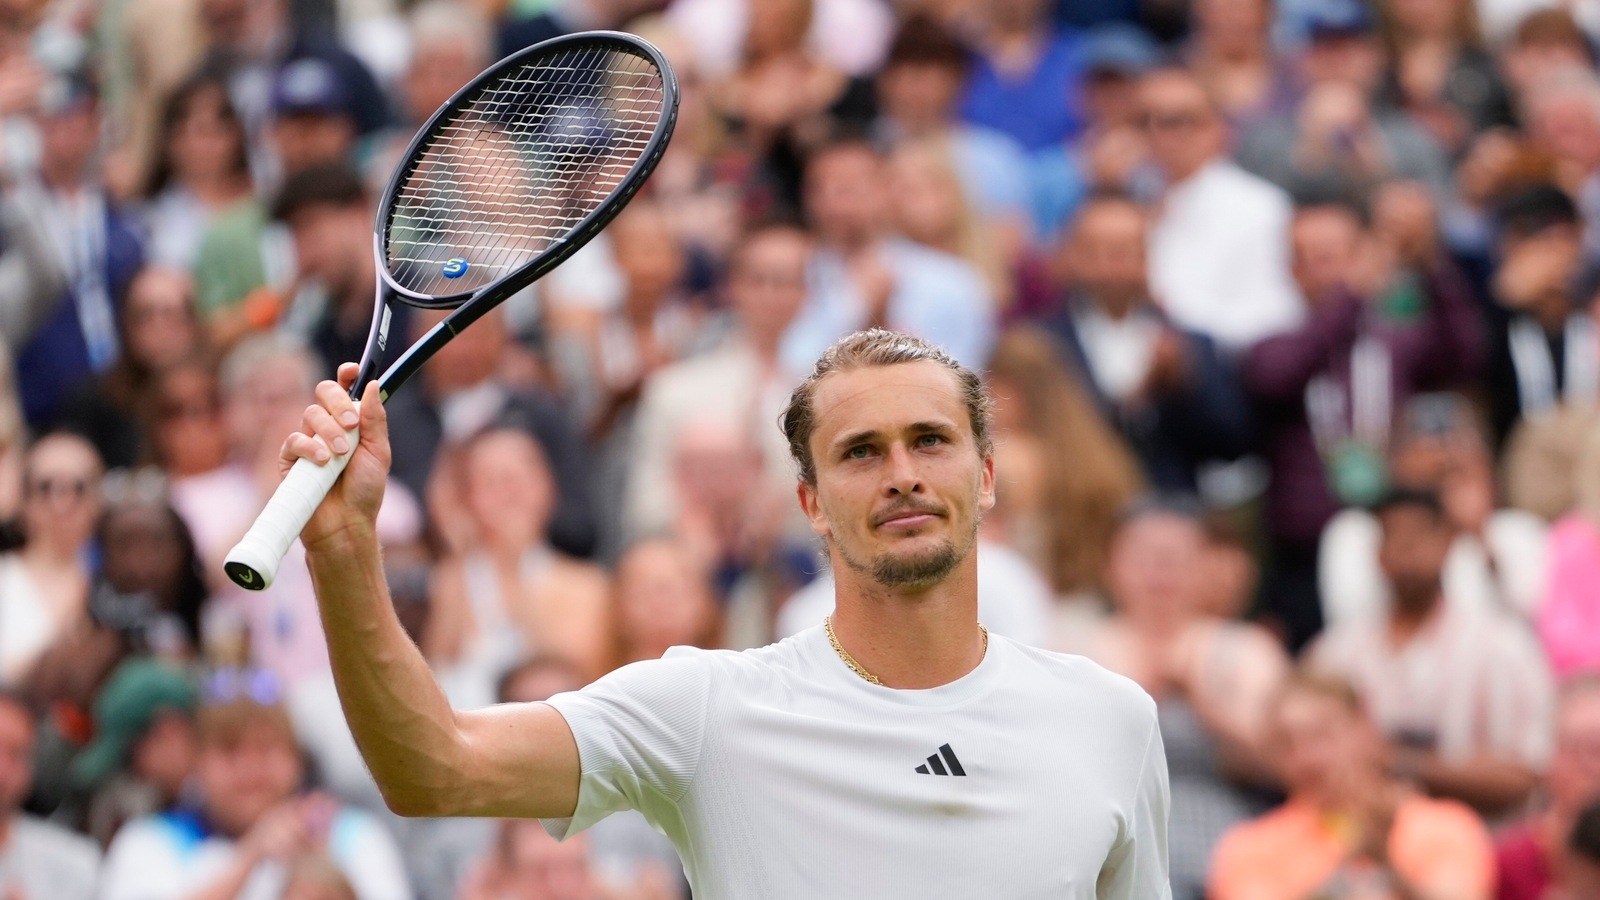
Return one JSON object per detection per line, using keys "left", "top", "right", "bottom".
{"left": 874, "top": 507, "right": 945, "bottom": 528}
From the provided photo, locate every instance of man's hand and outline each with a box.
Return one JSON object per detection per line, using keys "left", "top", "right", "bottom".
{"left": 279, "top": 362, "right": 391, "bottom": 548}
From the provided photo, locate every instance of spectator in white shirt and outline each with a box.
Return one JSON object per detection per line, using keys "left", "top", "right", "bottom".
{"left": 1139, "top": 67, "right": 1304, "bottom": 352}
{"left": 1308, "top": 488, "right": 1556, "bottom": 818}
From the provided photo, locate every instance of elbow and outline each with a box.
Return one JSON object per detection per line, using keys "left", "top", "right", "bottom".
{"left": 378, "top": 783, "right": 443, "bottom": 818}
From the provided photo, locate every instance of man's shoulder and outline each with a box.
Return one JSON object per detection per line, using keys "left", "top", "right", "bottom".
{"left": 13, "top": 814, "right": 101, "bottom": 866}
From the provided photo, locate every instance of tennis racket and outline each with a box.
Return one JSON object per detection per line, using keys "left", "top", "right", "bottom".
{"left": 223, "top": 31, "right": 678, "bottom": 590}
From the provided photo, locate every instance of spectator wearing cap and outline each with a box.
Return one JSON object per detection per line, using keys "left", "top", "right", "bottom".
{"left": 1039, "top": 193, "right": 1256, "bottom": 494}
{"left": 1, "top": 74, "right": 146, "bottom": 431}
{"left": 99, "top": 668, "right": 411, "bottom": 900}
{"left": 1138, "top": 66, "right": 1304, "bottom": 352}
{"left": 1026, "top": 23, "right": 1162, "bottom": 246}
{"left": 1483, "top": 184, "right": 1595, "bottom": 449}
{"left": 1208, "top": 671, "right": 1495, "bottom": 900}
{"left": 1235, "top": 1, "right": 1453, "bottom": 202}
{"left": 1306, "top": 487, "right": 1555, "bottom": 817}
{"left": 1495, "top": 676, "right": 1600, "bottom": 900}
{"left": 0, "top": 690, "right": 100, "bottom": 900}
{"left": 1244, "top": 197, "right": 1484, "bottom": 648}
{"left": 267, "top": 57, "right": 361, "bottom": 186}
{"left": 73, "top": 658, "right": 199, "bottom": 846}
{"left": 959, "top": 0, "right": 1089, "bottom": 153}
{"left": 1320, "top": 393, "right": 1547, "bottom": 627}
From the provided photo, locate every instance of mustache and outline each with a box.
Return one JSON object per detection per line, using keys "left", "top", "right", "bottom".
{"left": 872, "top": 500, "right": 947, "bottom": 526}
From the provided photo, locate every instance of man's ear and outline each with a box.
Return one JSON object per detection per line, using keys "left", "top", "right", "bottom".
{"left": 797, "top": 480, "right": 831, "bottom": 538}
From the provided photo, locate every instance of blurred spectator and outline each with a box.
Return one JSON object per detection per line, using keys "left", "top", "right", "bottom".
{"left": 1184, "top": 0, "right": 1297, "bottom": 127}
{"left": 1208, "top": 671, "right": 1495, "bottom": 900}
{"left": 147, "top": 358, "right": 230, "bottom": 482}
{"left": 99, "top": 668, "right": 411, "bottom": 900}
{"left": 0, "top": 432, "right": 103, "bottom": 686}
{"left": 140, "top": 68, "right": 257, "bottom": 270}
{"left": 456, "top": 820, "right": 606, "bottom": 900}
{"left": 1518, "top": 72, "right": 1600, "bottom": 266}
{"left": 3, "top": 77, "right": 145, "bottom": 430}
{"left": 1026, "top": 24, "right": 1160, "bottom": 247}
{"left": 1245, "top": 196, "right": 1483, "bottom": 647}
{"left": 73, "top": 658, "right": 198, "bottom": 847}
{"left": 886, "top": 137, "right": 1026, "bottom": 313}
{"left": 1196, "top": 512, "right": 1260, "bottom": 620}
{"left": 871, "top": 16, "right": 1033, "bottom": 245}
{"left": 426, "top": 427, "right": 610, "bottom": 703}
{"left": 608, "top": 537, "right": 721, "bottom": 671}
{"left": 959, "top": 0, "right": 1086, "bottom": 152}
{"left": 1320, "top": 393, "right": 1548, "bottom": 626}
{"left": 1495, "top": 675, "right": 1600, "bottom": 899}
{"left": 387, "top": 304, "right": 597, "bottom": 559}
{"left": 1138, "top": 66, "right": 1304, "bottom": 351}
{"left": 665, "top": 0, "right": 893, "bottom": 79}
{"left": 1307, "top": 487, "right": 1555, "bottom": 815}
{"left": 0, "top": 344, "right": 21, "bottom": 543}
{"left": 270, "top": 163, "right": 404, "bottom": 376}
{"left": 709, "top": 0, "right": 874, "bottom": 211}
{"left": 284, "top": 852, "right": 359, "bottom": 900}
{"left": 0, "top": 689, "right": 100, "bottom": 900}
{"left": 1038, "top": 193, "right": 1256, "bottom": 492}
{"left": 1375, "top": 0, "right": 1514, "bottom": 155}
{"left": 55, "top": 266, "right": 206, "bottom": 469}
{"left": 983, "top": 327, "right": 1145, "bottom": 600}
{"left": 1484, "top": 184, "right": 1594, "bottom": 448}
{"left": 626, "top": 222, "right": 810, "bottom": 546}
{"left": 1500, "top": 9, "right": 1595, "bottom": 101}
{"left": 1055, "top": 499, "right": 1288, "bottom": 900}
{"left": 267, "top": 57, "right": 360, "bottom": 183}
{"left": 1557, "top": 800, "right": 1600, "bottom": 900}
{"left": 1236, "top": 4, "right": 1454, "bottom": 201}
{"left": 1536, "top": 416, "right": 1600, "bottom": 679}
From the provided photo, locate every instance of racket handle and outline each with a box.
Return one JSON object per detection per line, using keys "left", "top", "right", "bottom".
{"left": 223, "top": 426, "right": 359, "bottom": 591}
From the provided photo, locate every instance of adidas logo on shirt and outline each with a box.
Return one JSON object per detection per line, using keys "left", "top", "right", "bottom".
{"left": 914, "top": 743, "right": 966, "bottom": 776}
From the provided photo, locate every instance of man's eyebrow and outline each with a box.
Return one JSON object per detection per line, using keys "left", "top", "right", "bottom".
{"left": 832, "top": 429, "right": 880, "bottom": 452}
{"left": 831, "top": 422, "right": 957, "bottom": 452}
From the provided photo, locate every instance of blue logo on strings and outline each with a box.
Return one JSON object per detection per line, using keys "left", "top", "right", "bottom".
{"left": 443, "top": 257, "right": 469, "bottom": 278}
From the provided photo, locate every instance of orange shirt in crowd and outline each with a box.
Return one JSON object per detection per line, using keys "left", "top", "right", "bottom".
{"left": 1208, "top": 796, "right": 1496, "bottom": 900}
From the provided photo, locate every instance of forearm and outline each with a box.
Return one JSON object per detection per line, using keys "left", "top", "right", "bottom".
{"left": 306, "top": 525, "right": 472, "bottom": 817}
{"left": 1409, "top": 752, "right": 1537, "bottom": 814}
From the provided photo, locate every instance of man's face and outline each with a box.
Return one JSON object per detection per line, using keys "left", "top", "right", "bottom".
{"left": 1272, "top": 688, "right": 1375, "bottom": 804}
{"left": 804, "top": 146, "right": 889, "bottom": 245}
{"left": 1067, "top": 200, "right": 1148, "bottom": 315}
{"left": 1138, "top": 73, "right": 1224, "bottom": 182}
{"left": 877, "top": 62, "right": 963, "bottom": 130}
{"left": 1550, "top": 689, "right": 1600, "bottom": 812}
{"left": 288, "top": 202, "right": 369, "bottom": 300}
{"left": 1377, "top": 504, "right": 1452, "bottom": 610}
{"left": 404, "top": 40, "right": 485, "bottom": 125}
{"left": 271, "top": 113, "right": 356, "bottom": 178}
{"left": 1302, "top": 34, "right": 1384, "bottom": 89}
{"left": 728, "top": 229, "right": 810, "bottom": 342}
{"left": 798, "top": 361, "right": 994, "bottom": 592}
{"left": 197, "top": 720, "right": 303, "bottom": 836}
{"left": 0, "top": 701, "right": 35, "bottom": 816}
{"left": 1291, "top": 206, "right": 1364, "bottom": 303}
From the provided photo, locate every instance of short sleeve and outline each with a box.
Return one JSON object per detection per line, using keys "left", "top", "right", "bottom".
{"left": 540, "top": 650, "right": 713, "bottom": 840}
{"left": 1097, "top": 703, "right": 1173, "bottom": 900}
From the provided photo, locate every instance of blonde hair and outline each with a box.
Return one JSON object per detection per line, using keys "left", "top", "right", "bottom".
{"left": 986, "top": 329, "right": 1145, "bottom": 594}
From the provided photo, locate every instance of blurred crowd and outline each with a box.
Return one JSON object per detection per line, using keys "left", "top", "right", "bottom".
{"left": 2, "top": 0, "right": 1600, "bottom": 897}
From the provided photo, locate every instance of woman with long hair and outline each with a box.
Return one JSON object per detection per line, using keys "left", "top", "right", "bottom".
{"left": 984, "top": 328, "right": 1145, "bottom": 601}
{"left": 1376, "top": 0, "right": 1515, "bottom": 154}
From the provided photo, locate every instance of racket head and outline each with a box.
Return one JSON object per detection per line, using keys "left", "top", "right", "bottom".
{"left": 376, "top": 31, "right": 678, "bottom": 309}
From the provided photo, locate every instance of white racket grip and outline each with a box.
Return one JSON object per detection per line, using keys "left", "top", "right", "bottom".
{"left": 223, "top": 425, "right": 359, "bottom": 591}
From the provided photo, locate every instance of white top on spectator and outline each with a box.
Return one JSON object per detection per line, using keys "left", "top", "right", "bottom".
{"left": 541, "top": 627, "right": 1170, "bottom": 899}
{"left": 0, "top": 815, "right": 100, "bottom": 900}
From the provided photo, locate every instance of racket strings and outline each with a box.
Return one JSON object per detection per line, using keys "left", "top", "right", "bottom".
{"left": 385, "top": 45, "right": 665, "bottom": 297}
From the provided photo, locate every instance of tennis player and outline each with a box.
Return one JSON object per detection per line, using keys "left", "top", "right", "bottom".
{"left": 288, "top": 328, "right": 1170, "bottom": 898}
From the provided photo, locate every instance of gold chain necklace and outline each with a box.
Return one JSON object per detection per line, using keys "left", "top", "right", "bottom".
{"left": 823, "top": 615, "right": 988, "bottom": 686}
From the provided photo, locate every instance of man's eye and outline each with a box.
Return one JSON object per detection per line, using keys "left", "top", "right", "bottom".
{"left": 847, "top": 446, "right": 871, "bottom": 459}
{"left": 917, "top": 434, "right": 944, "bottom": 447}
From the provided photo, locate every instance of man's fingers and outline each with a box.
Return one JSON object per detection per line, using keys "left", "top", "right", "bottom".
{"left": 315, "top": 378, "right": 360, "bottom": 430}
{"left": 336, "top": 361, "right": 360, "bottom": 392}
{"left": 358, "top": 380, "right": 388, "bottom": 454}
{"left": 283, "top": 432, "right": 332, "bottom": 465}
{"left": 303, "top": 404, "right": 351, "bottom": 457}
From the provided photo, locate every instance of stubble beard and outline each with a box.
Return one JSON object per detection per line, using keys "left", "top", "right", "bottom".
{"left": 834, "top": 516, "right": 979, "bottom": 591}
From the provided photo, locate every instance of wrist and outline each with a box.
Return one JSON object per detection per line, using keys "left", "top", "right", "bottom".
{"left": 303, "top": 519, "right": 380, "bottom": 558}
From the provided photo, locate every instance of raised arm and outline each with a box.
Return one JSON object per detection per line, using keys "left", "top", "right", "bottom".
{"left": 290, "top": 363, "right": 581, "bottom": 819}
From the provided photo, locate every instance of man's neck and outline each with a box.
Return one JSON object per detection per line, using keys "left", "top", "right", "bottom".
{"left": 1388, "top": 593, "right": 1443, "bottom": 645}
{"left": 827, "top": 555, "right": 986, "bottom": 690}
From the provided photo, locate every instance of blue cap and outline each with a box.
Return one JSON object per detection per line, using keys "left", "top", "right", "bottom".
{"left": 1307, "top": 1, "right": 1376, "bottom": 40}
{"left": 1082, "top": 24, "right": 1163, "bottom": 76}
{"left": 271, "top": 56, "right": 351, "bottom": 118}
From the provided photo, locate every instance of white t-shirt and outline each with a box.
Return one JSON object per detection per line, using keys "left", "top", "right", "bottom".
{"left": 542, "top": 627, "right": 1171, "bottom": 899}
{"left": 99, "top": 806, "right": 412, "bottom": 900}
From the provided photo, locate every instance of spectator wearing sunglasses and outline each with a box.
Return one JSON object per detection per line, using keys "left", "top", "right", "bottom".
{"left": 0, "top": 432, "right": 103, "bottom": 687}
{"left": 99, "top": 667, "right": 411, "bottom": 900}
